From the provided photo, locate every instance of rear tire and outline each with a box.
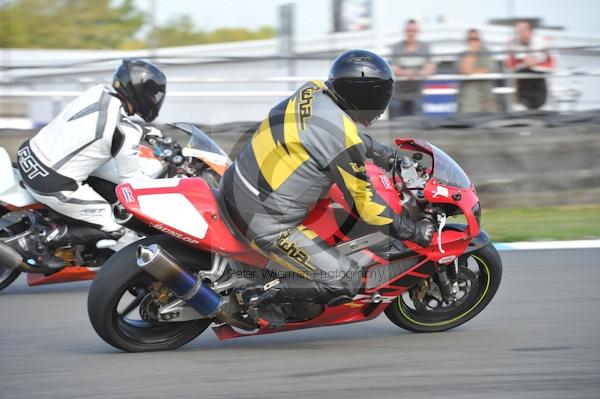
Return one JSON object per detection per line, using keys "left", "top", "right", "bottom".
{"left": 385, "top": 243, "right": 502, "bottom": 333}
{"left": 0, "top": 225, "right": 22, "bottom": 291}
{"left": 87, "top": 235, "right": 212, "bottom": 352}
{"left": 0, "top": 267, "right": 21, "bottom": 291}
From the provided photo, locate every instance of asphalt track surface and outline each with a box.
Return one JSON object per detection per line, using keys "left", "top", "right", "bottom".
{"left": 1, "top": 248, "right": 599, "bottom": 399}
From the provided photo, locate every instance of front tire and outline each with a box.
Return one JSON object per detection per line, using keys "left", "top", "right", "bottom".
{"left": 87, "top": 235, "right": 212, "bottom": 352}
{"left": 385, "top": 242, "right": 502, "bottom": 333}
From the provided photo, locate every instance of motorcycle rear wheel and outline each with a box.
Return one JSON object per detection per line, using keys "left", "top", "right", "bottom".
{"left": 0, "top": 266, "right": 21, "bottom": 291}
{"left": 0, "top": 230, "right": 21, "bottom": 291}
{"left": 385, "top": 242, "right": 502, "bottom": 333}
{"left": 87, "top": 235, "right": 212, "bottom": 352}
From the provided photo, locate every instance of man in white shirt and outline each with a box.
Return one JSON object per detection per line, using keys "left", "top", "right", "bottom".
{"left": 389, "top": 19, "right": 436, "bottom": 117}
{"left": 507, "top": 20, "right": 555, "bottom": 109}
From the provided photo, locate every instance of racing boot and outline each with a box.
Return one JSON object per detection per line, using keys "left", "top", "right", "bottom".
{"left": 42, "top": 225, "right": 69, "bottom": 269}
{"left": 233, "top": 277, "right": 357, "bottom": 325}
{"left": 48, "top": 224, "right": 120, "bottom": 248}
{"left": 98, "top": 228, "right": 142, "bottom": 251}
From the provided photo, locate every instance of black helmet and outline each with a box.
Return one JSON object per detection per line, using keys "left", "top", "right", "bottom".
{"left": 326, "top": 49, "right": 394, "bottom": 127}
{"left": 112, "top": 59, "right": 166, "bottom": 122}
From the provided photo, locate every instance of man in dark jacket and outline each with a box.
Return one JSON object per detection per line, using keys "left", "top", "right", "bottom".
{"left": 221, "top": 50, "right": 433, "bottom": 316}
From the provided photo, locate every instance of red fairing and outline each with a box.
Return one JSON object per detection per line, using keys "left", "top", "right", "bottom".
{"left": 117, "top": 178, "right": 267, "bottom": 266}
{"left": 303, "top": 199, "right": 343, "bottom": 245}
{"left": 138, "top": 145, "right": 159, "bottom": 160}
{"left": 304, "top": 162, "right": 400, "bottom": 244}
{"left": 365, "top": 163, "right": 402, "bottom": 213}
{"left": 398, "top": 177, "right": 475, "bottom": 264}
{"left": 424, "top": 178, "right": 480, "bottom": 238}
{"left": 213, "top": 300, "right": 390, "bottom": 340}
{"left": 27, "top": 267, "right": 97, "bottom": 286}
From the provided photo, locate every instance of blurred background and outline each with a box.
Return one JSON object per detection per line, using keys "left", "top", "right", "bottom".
{"left": 1, "top": 0, "right": 599, "bottom": 241}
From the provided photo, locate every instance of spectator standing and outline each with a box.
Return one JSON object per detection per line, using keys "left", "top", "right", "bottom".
{"left": 389, "top": 19, "right": 436, "bottom": 117}
{"left": 457, "top": 29, "right": 498, "bottom": 113}
{"left": 506, "top": 20, "right": 555, "bottom": 110}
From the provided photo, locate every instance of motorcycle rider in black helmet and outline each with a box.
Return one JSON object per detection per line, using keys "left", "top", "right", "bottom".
{"left": 17, "top": 59, "right": 166, "bottom": 260}
{"left": 221, "top": 49, "right": 434, "bottom": 324}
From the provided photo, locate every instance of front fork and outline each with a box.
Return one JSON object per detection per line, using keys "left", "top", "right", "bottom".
{"left": 435, "top": 259, "right": 460, "bottom": 304}
{"left": 431, "top": 211, "right": 460, "bottom": 304}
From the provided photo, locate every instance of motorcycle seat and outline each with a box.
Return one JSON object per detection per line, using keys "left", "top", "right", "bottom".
{"left": 213, "top": 188, "right": 250, "bottom": 245}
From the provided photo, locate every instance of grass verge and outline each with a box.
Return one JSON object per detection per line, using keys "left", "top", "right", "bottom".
{"left": 474, "top": 205, "right": 600, "bottom": 242}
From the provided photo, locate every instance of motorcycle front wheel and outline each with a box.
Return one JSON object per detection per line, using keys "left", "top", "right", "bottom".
{"left": 87, "top": 234, "right": 212, "bottom": 352}
{"left": 385, "top": 242, "right": 502, "bottom": 333}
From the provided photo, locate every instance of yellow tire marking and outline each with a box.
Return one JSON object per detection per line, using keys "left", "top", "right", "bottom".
{"left": 397, "top": 255, "right": 492, "bottom": 328}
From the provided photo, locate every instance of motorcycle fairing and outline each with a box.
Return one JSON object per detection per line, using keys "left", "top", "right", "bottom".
{"left": 212, "top": 298, "right": 391, "bottom": 341}
{"left": 27, "top": 267, "right": 97, "bottom": 286}
{"left": 116, "top": 177, "right": 267, "bottom": 266}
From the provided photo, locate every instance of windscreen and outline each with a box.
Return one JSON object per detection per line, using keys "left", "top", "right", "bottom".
{"left": 431, "top": 144, "right": 471, "bottom": 189}
{"left": 186, "top": 125, "right": 227, "bottom": 156}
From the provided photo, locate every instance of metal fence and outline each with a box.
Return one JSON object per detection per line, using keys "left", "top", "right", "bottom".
{"left": 1, "top": 44, "right": 599, "bottom": 123}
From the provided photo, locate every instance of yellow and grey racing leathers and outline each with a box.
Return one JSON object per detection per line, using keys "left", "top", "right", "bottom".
{"left": 221, "top": 80, "right": 415, "bottom": 304}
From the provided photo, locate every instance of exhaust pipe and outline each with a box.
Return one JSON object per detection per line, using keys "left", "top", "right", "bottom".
{"left": 0, "top": 241, "right": 24, "bottom": 271}
{"left": 137, "top": 244, "right": 256, "bottom": 330}
{"left": 137, "top": 244, "right": 223, "bottom": 317}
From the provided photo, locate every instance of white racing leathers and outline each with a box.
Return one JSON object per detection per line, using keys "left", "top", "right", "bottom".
{"left": 17, "top": 84, "right": 149, "bottom": 234}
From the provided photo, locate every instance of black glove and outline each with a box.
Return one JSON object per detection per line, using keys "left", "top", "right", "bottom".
{"left": 413, "top": 218, "right": 434, "bottom": 247}
{"left": 391, "top": 216, "right": 434, "bottom": 247}
{"left": 371, "top": 142, "right": 395, "bottom": 171}
{"left": 361, "top": 133, "right": 395, "bottom": 171}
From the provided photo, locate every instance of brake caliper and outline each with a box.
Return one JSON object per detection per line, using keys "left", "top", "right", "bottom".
{"left": 150, "top": 281, "right": 173, "bottom": 306}
{"left": 409, "top": 279, "right": 429, "bottom": 304}
{"left": 138, "top": 282, "right": 174, "bottom": 322}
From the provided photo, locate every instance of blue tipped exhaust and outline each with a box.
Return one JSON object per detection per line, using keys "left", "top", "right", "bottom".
{"left": 136, "top": 244, "right": 222, "bottom": 316}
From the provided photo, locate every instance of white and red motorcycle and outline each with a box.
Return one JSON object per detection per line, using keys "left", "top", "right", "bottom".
{"left": 0, "top": 123, "right": 230, "bottom": 291}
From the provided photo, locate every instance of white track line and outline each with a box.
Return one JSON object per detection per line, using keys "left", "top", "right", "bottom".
{"left": 494, "top": 240, "right": 600, "bottom": 251}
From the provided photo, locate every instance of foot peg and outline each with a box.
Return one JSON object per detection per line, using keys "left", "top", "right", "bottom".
{"left": 234, "top": 279, "right": 281, "bottom": 307}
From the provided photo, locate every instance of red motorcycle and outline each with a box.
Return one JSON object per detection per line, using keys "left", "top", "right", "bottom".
{"left": 86, "top": 137, "right": 502, "bottom": 352}
{"left": 0, "top": 123, "right": 229, "bottom": 291}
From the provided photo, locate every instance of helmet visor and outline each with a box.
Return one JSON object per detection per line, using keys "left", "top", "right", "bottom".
{"left": 137, "top": 79, "right": 166, "bottom": 122}
{"left": 334, "top": 78, "right": 393, "bottom": 126}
